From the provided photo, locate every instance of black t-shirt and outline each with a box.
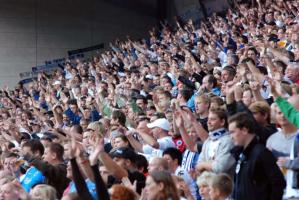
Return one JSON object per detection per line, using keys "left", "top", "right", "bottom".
{"left": 107, "top": 170, "right": 146, "bottom": 194}
{"left": 197, "top": 117, "right": 208, "bottom": 132}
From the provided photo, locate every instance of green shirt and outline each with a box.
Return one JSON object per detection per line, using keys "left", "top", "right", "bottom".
{"left": 275, "top": 96, "right": 299, "bottom": 128}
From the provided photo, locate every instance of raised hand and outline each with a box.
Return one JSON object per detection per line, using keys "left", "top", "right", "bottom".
{"left": 122, "top": 177, "right": 137, "bottom": 192}
{"left": 249, "top": 80, "right": 260, "bottom": 91}
{"left": 89, "top": 137, "right": 105, "bottom": 166}
{"left": 225, "top": 81, "right": 236, "bottom": 96}
{"left": 181, "top": 108, "right": 196, "bottom": 123}
{"left": 174, "top": 111, "right": 184, "bottom": 129}
{"left": 234, "top": 85, "right": 243, "bottom": 101}
{"left": 69, "top": 134, "right": 77, "bottom": 159}
{"left": 267, "top": 77, "right": 281, "bottom": 98}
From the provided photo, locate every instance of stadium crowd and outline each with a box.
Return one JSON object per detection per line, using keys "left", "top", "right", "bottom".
{"left": 0, "top": 0, "right": 298, "bottom": 199}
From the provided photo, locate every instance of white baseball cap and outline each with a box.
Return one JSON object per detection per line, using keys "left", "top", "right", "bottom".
{"left": 147, "top": 118, "right": 170, "bottom": 131}
{"left": 53, "top": 80, "right": 61, "bottom": 85}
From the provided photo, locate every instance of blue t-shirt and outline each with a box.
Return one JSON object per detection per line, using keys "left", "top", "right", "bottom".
{"left": 20, "top": 166, "right": 46, "bottom": 192}
{"left": 69, "top": 179, "right": 98, "bottom": 200}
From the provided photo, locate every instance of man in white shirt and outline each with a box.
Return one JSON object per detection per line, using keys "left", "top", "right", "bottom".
{"left": 126, "top": 118, "right": 175, "bottom": 159}
{"left": 196, "top": 108, "right": 235, "bottom": 175}
{"left": 267, "top": 95, "right": 299, "bottom": 199}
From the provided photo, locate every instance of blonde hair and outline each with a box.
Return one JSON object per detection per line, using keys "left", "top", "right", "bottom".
{"left": 249, "top": 101, "right": 271, "bottom": 122}
{"left": 30, "top": 184, "right": 57, "bottom": 200}
{"left": 196, "top": 171, "right": 215, "bottom": 186}
{"left": 195, "top": 93, "right": 211, "bottom": 105}
{"left": 87, "top": 121, "right": 105, "bottom": 137}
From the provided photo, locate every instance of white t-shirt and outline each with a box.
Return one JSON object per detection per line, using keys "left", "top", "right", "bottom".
{"left": 142, "top": 136, "right": 175, "bottom": 159}
{"left": 285, "top": 138, "right": 299, "bottom": 198}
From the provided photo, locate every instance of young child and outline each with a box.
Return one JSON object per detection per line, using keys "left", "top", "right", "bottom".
{"left": 208, "top": 173, "right": 233, "bottom": 200}
{"left": 196, "top": 171, "right": 215, "bottom": 200}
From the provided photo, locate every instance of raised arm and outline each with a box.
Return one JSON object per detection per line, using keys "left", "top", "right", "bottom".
{"left": 96, "top": 138, "right": 128, "bottom": 179}
{"left": 89, "top": 138, "right": 110, "bottom": 200}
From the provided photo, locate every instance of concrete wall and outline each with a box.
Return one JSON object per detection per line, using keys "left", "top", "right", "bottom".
{"left": 0, "top": 0, "right": 157, "bottom": 88}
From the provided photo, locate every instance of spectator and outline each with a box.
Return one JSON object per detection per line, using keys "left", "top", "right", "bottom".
{"left": 0, "top": 0, "right": 299, "bottom": 198}
{"left": 208, "top": 173, "right": 233, "bottom": 200}
{"left": 110, "top": 184, "right": 137, "bottom": 200}
{"left": 197, "top": 171, "right": 215, "bottom": 200}
{"left": 148, "top": 157, "right": 169, "bottom": 173}
{"left": 142, "top": 171, "right": 180, "bottom": 200}
{"left": 30, "top": 184, "right": 57, "bottom": 200}
{"left": 28, "top": 142, "right": 70, "bottom": 198}
{"left": 196, "top": 108, "right": 235, "bottom": 175}
{"left": 163, "top": 147, "right": 199, "bottom": 200}
{"left": 229, "top": 112, "right": 286, "bottom": 200}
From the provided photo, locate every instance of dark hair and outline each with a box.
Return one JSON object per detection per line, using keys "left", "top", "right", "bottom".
{"left": 163, "top": 147, "right": 183, "bottom": 166}
{"left": 22, "top": 140, "right": 45, "bottom": 156}
{"left": 136, "top": 95, "right": 148, "bottom": 104}
{"left": 2, "top": 152, "right": 18, "bottom": 159}
{"left": 286, "top": 51, "right": 295, "bottom": 62}
{"left": 68, "top": 99, "right": 78, "bottom": 106}
{"left": 160, "top": 90, "right": 172, "bottom": 100}
{"left": 152, "top": 112, "right": 166, "bottom": 119}
{"left": 162, "top": 75, "right": 173, "bottom": 86}
{"left": 178, "top": 88, "right": 193, "bottom": 102}
{"left": 71, "top": 125, "right": 83, "bottom": 134}
{"left": 274, "top": 60, "right": 287, "bottom": 74}
{"left": 48, "top": 143, "right": 64, "bottom": 161}
{"left": 135, "top": 154, "right": 149, "bottom": 174}
{"left": 23, "top": 110, "right": 33, "bottom": 120}
{"left": 114, "top": 134, "right": 130, "bottom": 145}
{"left": 61, "top": 89, "right": 70, "bottom": 98}
{"left": 223, "top": 65, "right": 236, "bottom": 77}
{"left": 241, "top": 57, "right": 256, "bottom": 66}
{"left": 112, "top": 110, "right": 126, "bottom": 127}
{"left": 209, "top": 108, "right": 228, "bottom": 128}
{"left": 228, "top": 112, "right": 255, "bottom": 134}
{"left": 247, "top": 47, "right": 259, "bottom": 56}
{"left": 207, "top": 75, "right": 217, "bottom": 88}
{"left": 7, "top": 142, "right": 15, "bottom": 150}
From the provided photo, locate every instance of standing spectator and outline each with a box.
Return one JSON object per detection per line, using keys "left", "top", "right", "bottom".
{"left": 229, "top": 112, "right": 286, "bottom": 200}
{"left": 196, "top": 108, "right": 235, "bottom": 175}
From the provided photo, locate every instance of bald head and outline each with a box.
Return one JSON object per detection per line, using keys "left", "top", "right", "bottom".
{"left": 148, "top": 157, "right": 169, "bottom": 173}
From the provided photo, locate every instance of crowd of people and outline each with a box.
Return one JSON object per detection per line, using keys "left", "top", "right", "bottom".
{"left": 0, "top": 0, "right": 298, "bottom": 199}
